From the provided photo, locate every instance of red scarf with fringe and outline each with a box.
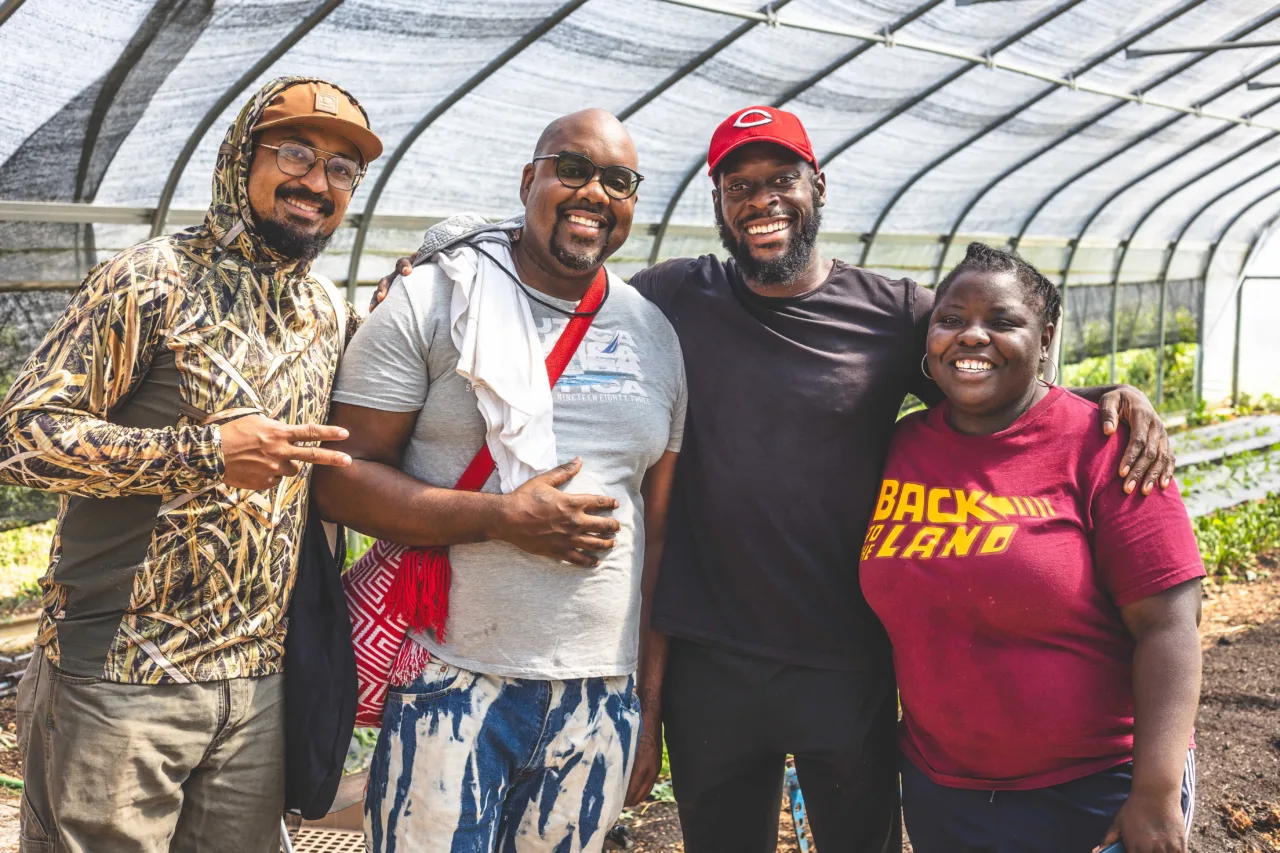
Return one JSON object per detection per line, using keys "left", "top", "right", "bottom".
{"left": 345, "top": 267, "right": 607, "bottom": 727}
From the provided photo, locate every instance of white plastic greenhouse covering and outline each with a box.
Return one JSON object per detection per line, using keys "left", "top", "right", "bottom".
{"left": 1, "top": 0, "right": 1278, "bottom": 407}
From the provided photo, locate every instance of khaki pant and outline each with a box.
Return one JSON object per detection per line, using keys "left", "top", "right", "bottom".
{"left": 16, "top": 646, "right": 285, "bottom": 853}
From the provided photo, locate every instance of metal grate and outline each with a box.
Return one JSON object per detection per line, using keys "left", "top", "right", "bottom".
{"left": 287, "top": 828, "right": 366, "bottom": 853}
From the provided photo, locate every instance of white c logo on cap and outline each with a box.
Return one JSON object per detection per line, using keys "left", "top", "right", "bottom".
{"left": 733, "top": 109, "right": 773, "bottom": 128}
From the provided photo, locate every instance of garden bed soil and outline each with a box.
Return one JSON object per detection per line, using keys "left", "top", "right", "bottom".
{"left": 1201, "top": 553, "right": 1280, "bottom": 647}
{"left": 1190, "top": 618, "right": 1280, "bottom": 853}
{"left": 620, "top": 800, "right": 804, "bottom": 853}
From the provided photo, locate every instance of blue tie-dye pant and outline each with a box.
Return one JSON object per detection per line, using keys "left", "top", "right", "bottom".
{"left": 364, "top": 659, "right": 640, "bottom": 853}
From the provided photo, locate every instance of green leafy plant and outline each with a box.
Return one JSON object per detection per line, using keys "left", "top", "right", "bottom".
{"left": 344, "top": 532, "right": 375, "bottom": 570}
{"left": 1192, "top": 492, "right": 1280, "bottom": 580}
{"left": 345, "top": 726, "right": 380, "bottom": 774}
{"left": 1062, "top": 343, "right": 1198, "bottom": 416}
{"left": 1234, "top": 393, "right": 1280, "bottom": 417}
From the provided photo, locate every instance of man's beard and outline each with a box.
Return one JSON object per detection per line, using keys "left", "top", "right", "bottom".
{"left": 256, "top": 187, "right": 337, "bottom": 264}
{"left": 716, "top": 188, "right": 822, "bottom": 287}
{"left": 549, "top": 204, "right": 616, "bottom": 271}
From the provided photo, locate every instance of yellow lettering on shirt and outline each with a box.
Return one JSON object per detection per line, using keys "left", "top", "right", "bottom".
{"left": 875, "top": 524, "right": 907, "bottom": 558}
{"left": 940, "top": 525, "right": 982, "bottom": 557}
{"left": 874, "top": 480, "right": 899, "bottom": 522}
{"left": 893, "top": 483, "right": 925, "bottom": 522}
{"left": 979, "top": 524, "right": 1018, "bottom": 555}
{"left": 860, "top": 524, "right": 884, "bottom": 560}
{"left": 901, "top": 526, "right": 946, "bottom": 559}
{"left": 861, "top": 481, "right": 1052, "bottom": 562}
{"left": 926, "top": 488, "right": 961, "bottom": 523}
{"left": 954, "top": 489, "right": 997, "bottom": 523}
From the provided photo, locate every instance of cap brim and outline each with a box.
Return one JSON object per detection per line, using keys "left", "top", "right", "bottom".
{"left": 708, "top": 135, "right": 818, "bottom": 175}
{"left": 252, "top": 115, "right": 383, "bottom": 165}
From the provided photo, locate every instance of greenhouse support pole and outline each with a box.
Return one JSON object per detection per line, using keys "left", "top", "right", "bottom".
{"left": 343, "top": 0, "right": 589, "bottom": 300}
{"left": 1196, "top": 189, "right": 1280, "bottom": 406}
{"left": 1192, "top": 250, "right": 1210, "bottom": 405}
{"left": 1055, "top": 250, "right": 1070, "bottom": 372}
{"left": 150, "top": 0, "right": 345, "bottom": 239}
{"left": 1194, "top": 241, "right": 1218, "bottom": 404}
{"left": 1223, "top": 217, "right": 1280, "bottom": 405}
{"left": 1154, "top": 272, "right": 1170, "bottom": 406}
{"left": 647, "top": 0, "right": 947, "bottom": 266}
{"left": 1231, "top": 279, "right": 1243, "bottom": 406}
{"left": 0, "top": 0, "right": 25, "bottom": 29}
{"left": 1107, "top": 246, "right": 1125, "bottom": 383}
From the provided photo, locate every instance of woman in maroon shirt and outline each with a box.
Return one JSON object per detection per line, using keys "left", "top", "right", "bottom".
{"left": 860, "top": 243, "right": 1204, "bottom": 853}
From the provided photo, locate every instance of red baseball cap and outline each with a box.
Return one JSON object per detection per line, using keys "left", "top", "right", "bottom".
{"left": 706, "top": 106, "right": 818, "bottom": 176}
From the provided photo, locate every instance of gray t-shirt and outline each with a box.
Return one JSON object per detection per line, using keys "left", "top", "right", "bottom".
{"left": 333, "top": 258, "right": 687, "bottom": 679}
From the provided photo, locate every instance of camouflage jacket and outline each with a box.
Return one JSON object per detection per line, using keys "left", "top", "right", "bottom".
{"left": 0, "top": 78, "right": 363, "bottom": 684}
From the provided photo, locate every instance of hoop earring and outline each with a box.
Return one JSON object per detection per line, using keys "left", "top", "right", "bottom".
{"left": 921, "top": 354, "right": 934, "bottom": 380}
{"left": 1039, "top": 356, "right": 1058, "bottom": 386}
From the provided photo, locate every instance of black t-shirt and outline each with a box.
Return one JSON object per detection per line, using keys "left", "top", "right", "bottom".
{"left": 630, "top": 254, "right": 940, "bottom": 671}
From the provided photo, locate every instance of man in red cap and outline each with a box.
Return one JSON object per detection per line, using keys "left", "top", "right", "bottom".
{"left": 1, "top": 77, "right": 380, "bottom": 852}
{"left": 371, "top": 105, "right": 1175, "bottom": 853}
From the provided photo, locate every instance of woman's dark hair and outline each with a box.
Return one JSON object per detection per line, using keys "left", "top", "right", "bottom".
{"left": 935, "top": 242, "right": 1061, "bottom": 332}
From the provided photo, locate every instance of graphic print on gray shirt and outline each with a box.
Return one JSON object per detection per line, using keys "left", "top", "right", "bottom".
{"left": 332, "top": 257, "right": 687, "bottom": 680}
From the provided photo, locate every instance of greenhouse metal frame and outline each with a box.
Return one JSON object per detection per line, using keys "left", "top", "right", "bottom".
{"left": 2, "top": 0, "right": 1279, "bottom": 409}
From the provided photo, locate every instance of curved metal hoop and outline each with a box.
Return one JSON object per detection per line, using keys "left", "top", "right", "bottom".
{"left": 343, "top": 0, "right": 588, "bottom": 298}
{"left": 930, "top": 1, "right": 1271, "bottom": 280}
{"left": 0, "top": 0, "right": 26, "bottom": 29}
{"left": 646, "top": 0, "right": 948, "bottom": 266}
{"left": 839, "top": 0, "right": 1089, "bottom": 268}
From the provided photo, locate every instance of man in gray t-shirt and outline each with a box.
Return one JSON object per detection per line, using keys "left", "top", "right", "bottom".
{"left": 313, "top": 110, "right": 685, "bottom": 853}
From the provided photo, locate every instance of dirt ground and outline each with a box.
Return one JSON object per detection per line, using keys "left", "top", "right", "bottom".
{"left": 619, "top": 798, "right": 805, "bottom": 853}
{"left": 0, "top": 573, "right": 1272, "bottom": 853}
{"left": 1190, "top": 618, "right": 1280, "bottom": 853}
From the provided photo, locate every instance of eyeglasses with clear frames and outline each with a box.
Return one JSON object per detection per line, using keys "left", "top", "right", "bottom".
{"left": 257, "top": 141, "right": 364, "bottom": 192}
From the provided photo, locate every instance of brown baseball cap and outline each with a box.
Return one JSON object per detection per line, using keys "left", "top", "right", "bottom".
{"left": 253, "top": 81, "right": 383, "bottom": 165}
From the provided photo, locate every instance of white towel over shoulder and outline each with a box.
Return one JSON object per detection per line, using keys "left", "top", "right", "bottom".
{"left": 436, "top": 238, "right": 555, "bottom": 493}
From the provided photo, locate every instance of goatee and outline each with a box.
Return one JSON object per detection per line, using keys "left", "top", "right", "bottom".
{"left": 550, "top": 205, "right": 615, "bottom": 271}
{"left": 256, "top": 187, "right": 337, "bottom": 264}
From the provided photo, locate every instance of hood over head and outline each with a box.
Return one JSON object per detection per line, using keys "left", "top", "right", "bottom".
{"left": 204, "top": 76, "right": 374, "bottom": 272}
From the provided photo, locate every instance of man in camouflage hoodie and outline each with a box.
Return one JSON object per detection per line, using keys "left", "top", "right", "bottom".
{"left": 0, "top": 77, "right": 381, "bottom": 852}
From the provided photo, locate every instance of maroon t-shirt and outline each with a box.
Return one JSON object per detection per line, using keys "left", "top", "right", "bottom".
{"left": 859, "top": 387, "right": 1205, "bottom": 790}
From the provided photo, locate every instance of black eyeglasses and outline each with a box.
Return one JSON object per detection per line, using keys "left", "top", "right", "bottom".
{"left": 258, "top": 142, "right": 364, "bottom": 192}
{"left": 532, "top": 152, "right": 643, "bottom": 200}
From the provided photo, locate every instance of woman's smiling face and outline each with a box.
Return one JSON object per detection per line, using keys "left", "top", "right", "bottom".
{"left": 927, "top": 269, "right": 1055, "bottom": 433}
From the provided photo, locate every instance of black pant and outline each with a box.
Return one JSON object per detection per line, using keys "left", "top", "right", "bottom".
{"left": 662, "top": 637, "right": 901, "bottom": 853}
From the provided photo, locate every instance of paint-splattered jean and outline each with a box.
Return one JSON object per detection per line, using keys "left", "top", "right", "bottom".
{"left": 365, "top": 658, "right": 639, "bottom": 853}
